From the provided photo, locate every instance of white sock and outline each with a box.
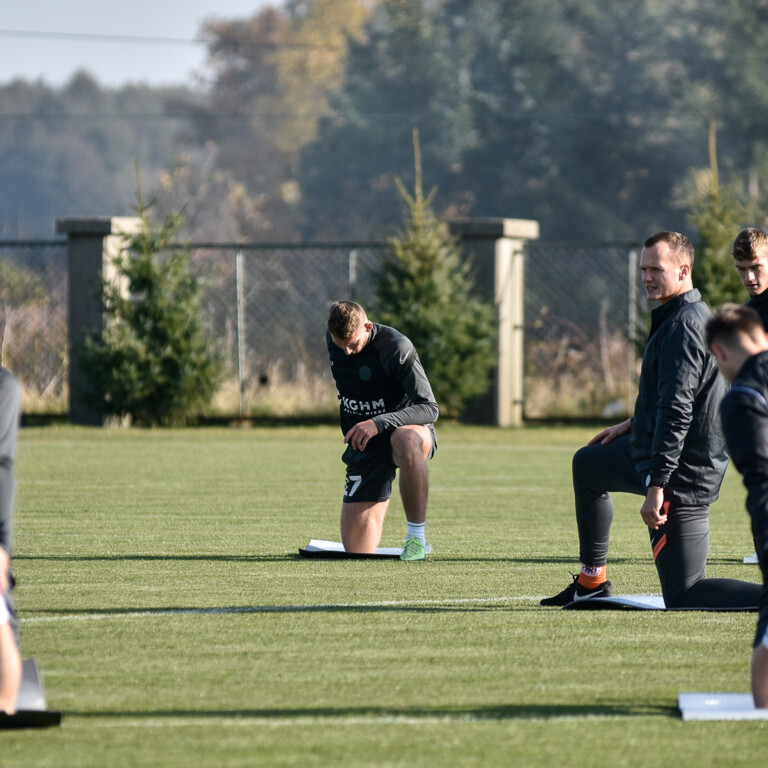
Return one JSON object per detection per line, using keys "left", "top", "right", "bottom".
{"left": 406, "top": 521, "right": 426, "bottom": 544}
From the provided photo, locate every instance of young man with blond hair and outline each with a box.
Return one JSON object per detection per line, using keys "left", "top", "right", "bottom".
{"left": 326, "top": 301, "right": 438, "bottom": 560}
{"left": 707, "top": 304, "right": 768, "bottom": 707}
{"left": 733, "top": 227, "right": 768, "bottom": 329}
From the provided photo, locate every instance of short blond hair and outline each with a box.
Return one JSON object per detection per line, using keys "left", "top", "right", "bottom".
{"left": 643, "top": 231, "right": 694, "bottom": 266}
{"left": 732, "top": 228, "right": 768, "bottom": 262}
{"left": 328, "top": 301, "right": 366, "bottom": 339}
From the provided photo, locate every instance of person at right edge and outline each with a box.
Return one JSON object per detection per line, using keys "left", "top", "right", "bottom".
{"left": 541, "top": 231, "right": 761, "bottom": 609}
{"left": 732, "top": 227, "right": 768, "bottom": 330}
{"left": 707, "top": 304, "right": 768, "bottom": 707}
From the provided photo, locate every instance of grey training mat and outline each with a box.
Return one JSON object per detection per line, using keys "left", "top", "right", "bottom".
{"left": 563, "top": 594, "right": 666, "bottom": 611}
{"left": 564, "top": 594, "right": 757, "bottom": 612}
{"left": 0, "top": 658, "right": 62, "bottom": 729}
{"left": 299, "top": 538, "right": 431, "bottom": 559}
{"left": 678, "top": 693, "right": 768, "bottom": 721}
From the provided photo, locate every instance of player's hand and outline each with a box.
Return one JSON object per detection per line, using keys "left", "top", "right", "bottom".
{"left": 345, "top": 420, "right": 379, "bottom": 451}
{"left": 0, "top": 548, "right": 9, "bottom": 595}
{"left": 640, "top": 487, "right": 667, "bottom": 530}
{"left": 588, "top": 418, "right": 632, "bottom": 446}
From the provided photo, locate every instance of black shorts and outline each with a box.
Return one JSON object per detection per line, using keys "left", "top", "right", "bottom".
{"left": 341, "top": 425, "right": 437, "bottom": 503}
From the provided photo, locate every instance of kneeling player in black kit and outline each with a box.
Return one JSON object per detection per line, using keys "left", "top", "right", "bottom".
{"left": 326, "top": 301, "right": 439, "bottom": 561}
{"left": 707, "top": 304, "right": 768, "bottom": 707}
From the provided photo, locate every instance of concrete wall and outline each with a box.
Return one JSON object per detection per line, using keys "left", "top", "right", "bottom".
{"left": 56, "top": 217, "right": 140, "bottom": 425}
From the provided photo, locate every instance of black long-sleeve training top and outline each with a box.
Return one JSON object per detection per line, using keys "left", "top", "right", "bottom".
{"left": 326, "top": 323, "right": 438, "bottom": 452}
{"left": 720, "top": 350, "right": 768, "bottom": 583}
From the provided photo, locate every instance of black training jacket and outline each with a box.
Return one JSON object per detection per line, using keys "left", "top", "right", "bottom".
{"left": 631, "top": 289, "right": 728, "bottom": 504}
{"left": 720, "top": 350, "right": 768, "bottom": 583}
{"left": 326, "top": 323, "right": 438, "bottom": 452}
{"left": 746, "top": 290, "right": 768, "bottom": 331}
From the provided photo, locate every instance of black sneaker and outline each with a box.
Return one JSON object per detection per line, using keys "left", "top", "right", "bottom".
{"left": 540, "top": 574, "right": 613, "bottom": 606}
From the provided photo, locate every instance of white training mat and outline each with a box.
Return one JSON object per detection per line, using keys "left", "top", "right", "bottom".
{"left": 678, "top": 693, "right": 768, "bottom": 721}
{"left": 299, "top": 539, "right": 431, "bottom": 559}
{"left": 744, "top": 553, "right": 759, "bottom": 564}
{"left": 564, "top": 594, "right": 666, "bottom": 611}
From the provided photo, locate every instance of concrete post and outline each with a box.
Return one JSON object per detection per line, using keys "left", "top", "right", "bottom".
{"left": 449, "top": 218, "right": 540, "bottom": 426}
{"left": 56, "top": 216, "right": 140, "bottom": 425}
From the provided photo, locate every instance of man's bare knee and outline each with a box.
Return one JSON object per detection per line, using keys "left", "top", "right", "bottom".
{"left": 391, "top": 428, "right": 428, "bottom": 466}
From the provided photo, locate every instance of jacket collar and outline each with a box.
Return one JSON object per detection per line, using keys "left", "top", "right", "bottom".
{"left": 648, "top": 288, "right": 701, "bottom": 338}
{"left": 736, "top": 349, "right": 768, "bottom": 385}
{"left": 747, "top": 288, "right": 768, "bottom": 307}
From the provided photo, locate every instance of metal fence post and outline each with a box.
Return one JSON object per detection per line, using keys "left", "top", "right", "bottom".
{"left": 348, "top": 248, "right": 358, "bottom": 300}
{"left": 235, "top": 248, "right": 247, "bottom": 418}
{"left": 628, "top": 248, "right": 638, "bottom": 414}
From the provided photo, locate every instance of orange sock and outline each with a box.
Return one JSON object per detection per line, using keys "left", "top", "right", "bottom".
{"left": 577, "top": 565, "right": 606, "bottom": 589}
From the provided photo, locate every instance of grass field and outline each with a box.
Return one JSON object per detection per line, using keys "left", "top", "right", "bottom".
{"left": 3, "top": 423, "right": 767, "bottom": 766}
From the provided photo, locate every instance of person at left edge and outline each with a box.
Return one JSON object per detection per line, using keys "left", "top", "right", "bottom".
{"left": 326, "top": 301, "right": 438, "bottom": 561}
{"left": 0, "top": 368, "right": 22, "bottom": 713}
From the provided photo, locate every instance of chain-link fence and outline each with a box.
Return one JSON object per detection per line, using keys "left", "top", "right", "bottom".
{"left": 0, "top": 237, "right": 645, "bottom": 421}
{"left": 0, "top": 241, "right": 68, "bottom": 413}
{"left": 189, "top": 243, "right": 386, "bottom": 418}
{"left": 524, "top": 241, "right": 642, "bottom": 420}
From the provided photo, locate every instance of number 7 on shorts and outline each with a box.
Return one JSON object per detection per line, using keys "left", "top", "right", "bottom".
{"left": 345, "top": 474, "right": 362, "bottom": 497}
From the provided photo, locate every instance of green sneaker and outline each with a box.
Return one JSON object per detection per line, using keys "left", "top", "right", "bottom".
{"left": 400, "top": 535, "right": 427, "bottom": 561}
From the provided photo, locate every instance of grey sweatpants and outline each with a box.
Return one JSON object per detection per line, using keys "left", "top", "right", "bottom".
{"left": 572, "top": 433, "right": 761, "bottom": 609}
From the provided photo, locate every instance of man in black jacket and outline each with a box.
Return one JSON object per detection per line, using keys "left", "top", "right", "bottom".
{"left": 542, "top": 231, "right": 761, "bottom": 609}
{"left": 732, "top": 228, "right": 768, "bottom": 329}
{"left": 707, "top": 304, "right": 768, "bottom": 706}
{"left": 327, "top": 301, "right": 439, "bottom": 560}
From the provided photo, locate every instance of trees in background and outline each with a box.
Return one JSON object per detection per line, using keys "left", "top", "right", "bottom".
{"left": 4, "top": 1, "right": 768, "bottom": 244}
{"left": 0, "top": 73, "right": 192, "bottom": 238}
{"left": 688, "top": 123, "right": 754, "bottom": 308}
{"left": 373, "top": 132, "right": 495, "bottom": 417}
{"left": 80, "top": 189, "right": 223, "bottom": 425}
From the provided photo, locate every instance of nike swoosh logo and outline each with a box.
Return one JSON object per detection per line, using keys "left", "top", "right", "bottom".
{"left": 572, "top": 589, "right": 605, "bottom": 602}
{"left": 399, "top": 350, "right": 411, "bottom": 364}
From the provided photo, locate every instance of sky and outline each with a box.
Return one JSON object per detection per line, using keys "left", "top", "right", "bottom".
{"left": 0, "top": 0, "right": 276, "bottom": 88}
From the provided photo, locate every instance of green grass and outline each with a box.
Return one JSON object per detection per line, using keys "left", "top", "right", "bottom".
{"left": 4, "top": 424, "right": 767, "bottom": 766}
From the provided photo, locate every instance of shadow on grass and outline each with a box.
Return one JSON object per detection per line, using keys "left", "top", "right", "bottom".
{"left": 14, "top": 554, "right": 756, "bottom": 566}
{"left": 63, "top": 702, "right": 677, "bottom": 721}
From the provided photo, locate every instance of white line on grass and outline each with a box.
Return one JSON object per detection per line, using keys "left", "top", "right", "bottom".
{"left": 21, "top": 595, "right": 542, "bottom": 624}
{"left": 68, "top": 712, "right": 655, "bottom": 729}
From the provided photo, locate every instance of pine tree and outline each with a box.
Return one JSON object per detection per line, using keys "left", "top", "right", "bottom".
{"left": 80, "top": 186, "right": 223, "bottom": 425}
{"left": 689, "top": 122, "right": 754, "bottom": 307}
{"left": 373, "top": 130, "right": 496, "bottom": 418}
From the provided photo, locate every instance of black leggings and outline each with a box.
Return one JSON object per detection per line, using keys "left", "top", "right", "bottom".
{"left": 572, "top": 433, "right": 760, "bottom": 609}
